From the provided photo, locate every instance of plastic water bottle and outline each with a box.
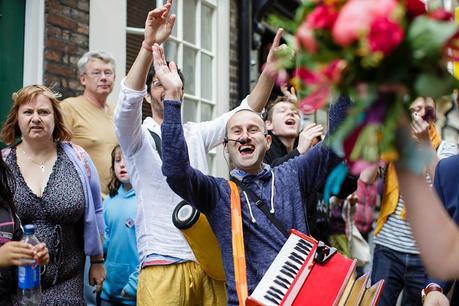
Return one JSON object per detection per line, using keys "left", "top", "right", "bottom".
{"left": 17, "top": 224, "right": 41, "bottom": 306}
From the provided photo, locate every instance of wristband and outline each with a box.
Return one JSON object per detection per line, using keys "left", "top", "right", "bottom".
{"left": 142, "top": 41, "right": 153, "bottom": 52}
{"left": 90, "top": 259, "right": 104, "bottom": 264}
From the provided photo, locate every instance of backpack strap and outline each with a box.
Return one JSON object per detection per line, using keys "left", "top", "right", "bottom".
{"left": 229, "top": 180, "right": 248, "bottom": 305}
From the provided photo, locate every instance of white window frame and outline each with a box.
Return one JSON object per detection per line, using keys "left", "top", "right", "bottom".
{"left": 23, "top": 0, "right": 45, "bottom": 85}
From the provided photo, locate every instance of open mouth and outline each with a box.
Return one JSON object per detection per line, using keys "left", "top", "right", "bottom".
{"left": 285, "top": 118, "right": 296, "bottom": 126}
{"left": 239, "top": 145, "right": 255, "bottom": 157}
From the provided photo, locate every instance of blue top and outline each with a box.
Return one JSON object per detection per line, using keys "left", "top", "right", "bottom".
{"left": 101, "top": 185, "right": 139, "bottom": 305}
{"left": 161, "top": 95, "right": 350, "bottom": 305}
{"left": 426, "top": 154, "right": 459, "bottom": 303}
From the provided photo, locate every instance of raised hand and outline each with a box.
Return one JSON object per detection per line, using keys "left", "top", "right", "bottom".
{"left": 0, "top": 241, "right": 34, "bottom": 268}
{"left": 297, "top": 122, "right": 324, "bottom": 154}
{"left": 280, "top": 84, "right": 298, "bottom": 104}
{"left": 263, "top": 28, "right": 289, "bottom": 80}
{"left": 411, "top": 112, "right": 430, "bottom": 144}
{"left": 144, "top": 0, "right": 176, "bottom": 46}
{"left": 152, "top": 43, "right": 183, "bottom": 101}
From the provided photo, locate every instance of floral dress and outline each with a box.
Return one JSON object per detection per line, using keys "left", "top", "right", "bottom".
{"left": 6, "top": 144, "right": 86, "bottom": 306}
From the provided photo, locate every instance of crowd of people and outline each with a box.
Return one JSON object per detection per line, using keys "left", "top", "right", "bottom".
{"left": 0, "top": 1, "right": 459, "bottom": 305}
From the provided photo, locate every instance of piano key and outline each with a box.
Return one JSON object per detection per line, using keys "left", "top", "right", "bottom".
{"left": 285, "top": 260, "right": 300, "bottom": 272}
{"left": 291, "top": 251, "right": 305, "bottom": 261}
{"left": 280, "top": 267, "right": 296, "bottom": 279}
{"left": 276, "top": 275, "right": 291, "bottom": 286}
{"left": 289, "top": 254, "right": 303, "bottom": 265}
{"left": 264, "top": 294, "right": 280, "bottom": 305}
{"left": 282, "top": 264, "right": 297, "bottom": 275}
{"left": 266, "top": 289, "right": 283, "bottom": 303}
{"left": 294, "top": 245, "right": 309, "bottom": 256}
{"left": 274, "top": 278, "right": 289, "bottom": 290}
{"left": 269, "top": 285, "right": 286, "bottom": 297}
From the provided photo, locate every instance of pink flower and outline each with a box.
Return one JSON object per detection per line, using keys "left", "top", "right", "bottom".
{"left": 404, "top": 0, "right": 426, "bottom": 17}
{"left": 332, "top": 0, "right": 398, "bottom": 46}
{"left": 294, "top": 68, "right": 322, "bottom": 85}
{"left": 429, "top": 9, "right": 453, "bottom": 21}
{"left": 368, "top": 17, "right": 404, "bottom": 55}
{"left": 299, "top": 86, "right": 330, "bottom": 113}
{"left": 296, "top": 22, "right": 319, "bottom": 53}
{"left": 306, "top": 4, "right": 338, "bottom": 30}
{"left": 322, "top": 59, "right": 347, "bottom": 84}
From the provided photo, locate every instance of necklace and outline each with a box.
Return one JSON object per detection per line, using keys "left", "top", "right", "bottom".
{"left": 21, "top": 150, "right": 50, "bottom": 173}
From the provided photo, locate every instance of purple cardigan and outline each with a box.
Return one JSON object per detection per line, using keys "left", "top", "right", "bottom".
{"left": 2, "top": 142, "right": 104, "bottom": 256}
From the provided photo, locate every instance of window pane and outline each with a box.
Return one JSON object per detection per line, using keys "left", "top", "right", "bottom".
{"left": 127, "top": 0, "right": 155, "bottom": 28}
{"left": 183, "top": 0, "right": 197, "bottom": 44}
{"left": 182, "top": 98, "right": 198, "bottom": 123}
{"left": 183, "top": 46, "right": 196, "bottom": 95}
{"left": 164, "top": 40, "right": 178, "bottom": 62}
{"left": 170, "top": 0, "right": 178, "bottom": 37}
{"left": 201, "top": 5, "right": 213, "bottom": 50}
{"left": 201, "top": 53, "right": 212, "bottom": 100}
{"left": 200, "top": 102, "right": 214, "bottom": 122}
{"left": 126, "top": 34, "right": 143, "bottom": 73}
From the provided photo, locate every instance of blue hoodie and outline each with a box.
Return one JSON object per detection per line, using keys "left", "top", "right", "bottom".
{"left": 101, "top": 185, "right": 138, "bottom": 305}
{"left": 161, "top": 95, "right": 350, "bottom": 305}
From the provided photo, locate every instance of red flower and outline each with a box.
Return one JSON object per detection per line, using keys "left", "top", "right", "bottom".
{"left": 296, "top": 22, "right": 318, "bottom": 53}
{"left": 368, "top": 17, "right": 404, "bottom": 55}
{"left": 306, "top": 4, "right": 338, "bottom": 30}
{"left": 429, "top": 9, "right": 453, "bottom": 21}
{"left": 294, "top": 67, "right": 321, "bottom": 85}
{"left": 299, "top": 86, "right": 330, "bottom": 114}
{"left": 321, "top": 59, "right": 347, "bottom": 84}
{"left": 404, "top": 0, "right": 426, "bottom": 17}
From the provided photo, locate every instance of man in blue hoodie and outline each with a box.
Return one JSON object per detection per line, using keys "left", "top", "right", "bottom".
{"left": 154, "top": 44, "right": 350, "bottom": 305}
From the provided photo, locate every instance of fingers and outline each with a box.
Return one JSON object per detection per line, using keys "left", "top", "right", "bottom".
{"left": 169, "top": 61, "right": 178, "bottom": 74}
{"left": 271, "top": 28, "right": 284, "bottom": 49}
{"left": 152, "top": 44, "right": 165, "bottom": 68}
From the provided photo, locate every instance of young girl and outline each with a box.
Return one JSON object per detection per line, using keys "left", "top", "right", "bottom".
{"left": 0, "top": 155, "right": 49, "bottom": 305}
{"left": 101, "top": 145, "right": 138, "bottom": 306}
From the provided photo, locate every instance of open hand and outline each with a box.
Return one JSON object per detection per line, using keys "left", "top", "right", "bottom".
{"left": 411, "top": 112, "right": 430, "bottom": 144}
{"left": 297, "top": 123, "right": 324, "bottom": 154}
{"left": 280, "top": 84, "right": 298, "bottom": 104}
{"left": 152, "top": 44, "right": 183, "bottom": 100}
{"left": 144, "top": 0, "right": 176, "bottom": 46}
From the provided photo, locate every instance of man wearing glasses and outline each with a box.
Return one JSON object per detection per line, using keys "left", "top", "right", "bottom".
{"left": 61, "top": 51, "right": 118, "bottom": 197}
{"left": 61, "top": 51, "right": 117, "bottom": 306}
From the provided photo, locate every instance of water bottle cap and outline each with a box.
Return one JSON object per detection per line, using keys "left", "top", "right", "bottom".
{"left": 23, "top": 224, "right": 35, "bottom": 235}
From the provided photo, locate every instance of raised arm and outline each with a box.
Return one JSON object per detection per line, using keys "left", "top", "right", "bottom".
{"left": 125, "top": 1, "right": 175, "bottom": 90}
{"left": 396, "top": 160, "right": 459, "bottom": 279}
{"left": 247, "top": 28, "right": 284, "bottom": 112}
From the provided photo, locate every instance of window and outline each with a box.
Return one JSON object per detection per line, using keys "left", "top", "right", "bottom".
{"left": 126, "top": 0, "right": 229, "bottom": 175}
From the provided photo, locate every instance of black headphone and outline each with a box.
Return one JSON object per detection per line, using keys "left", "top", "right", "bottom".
{"left": 223, "top": 137, "right": 247, "bottom": 145}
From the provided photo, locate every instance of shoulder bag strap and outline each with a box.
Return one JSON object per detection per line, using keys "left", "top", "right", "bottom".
{"left": 230, "top": 177, "right": 289, "bottom": 238}
{"left": 148, "top": 130, "right": 162, "bottom": 160}
{"left": 228, "top": 180, "right": 248, "bottom": 306}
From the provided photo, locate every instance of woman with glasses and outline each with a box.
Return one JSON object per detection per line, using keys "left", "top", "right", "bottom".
{"left": 1, "top": 85, "right": 105, "bottom": 305}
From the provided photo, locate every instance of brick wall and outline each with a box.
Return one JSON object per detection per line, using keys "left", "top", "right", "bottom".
{"left": 44, "top": 0, "right": 89, "bottom": 99}
{"left": 229, "top": 0, "right": 239, "bottom": 110}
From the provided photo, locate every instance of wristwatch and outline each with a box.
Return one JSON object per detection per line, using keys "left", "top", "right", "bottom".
{"left": 421, "top": 284, "right": 443, "bottom": 303}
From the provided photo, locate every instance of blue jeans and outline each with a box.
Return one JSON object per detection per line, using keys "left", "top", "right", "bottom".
{"left": 371, "top": 244, "right": 426, "bottom": 306}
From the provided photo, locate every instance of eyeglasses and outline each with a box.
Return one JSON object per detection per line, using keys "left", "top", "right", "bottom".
{"left": 86, "top": 70, "right": 114, "bottom": 78}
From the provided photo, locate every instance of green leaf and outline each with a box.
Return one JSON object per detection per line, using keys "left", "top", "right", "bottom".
{"left": 414, "top": 72, "right": 459, "bottom": 98}
{"left": 407, "top": 16, "right": 458, "bottom": 60}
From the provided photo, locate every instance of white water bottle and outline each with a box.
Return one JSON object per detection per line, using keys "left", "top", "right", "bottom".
{"left": 17, "top": 224, "right": 42, "bottom": 306}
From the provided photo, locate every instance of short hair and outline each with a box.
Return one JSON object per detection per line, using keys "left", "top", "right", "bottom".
{"left": 225, "top": 109, "right": 267, "bottom": 138}
{"left": 263, "top": 95, "right": 298, "bottom": 122}
{"left": 1, "top": 85, "right": 72, "bottom": 145}
{"left": 146, "top": 63, "right": 185, "bottom": 94}
{"left": 78, "top": 50, "right": 116, "bottom": 75}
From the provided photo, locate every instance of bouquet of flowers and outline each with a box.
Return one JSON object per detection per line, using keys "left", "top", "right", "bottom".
{"left": 272, "top": 0, "right": 459, "bottom": 175}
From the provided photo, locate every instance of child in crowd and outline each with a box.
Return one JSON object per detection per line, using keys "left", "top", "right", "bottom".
{"left": 100, "top": 145, "right": 138, "bottom": 306}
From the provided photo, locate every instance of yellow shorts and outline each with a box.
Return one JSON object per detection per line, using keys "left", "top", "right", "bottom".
{"left": 137, "top": 261, "right": 227, "bottom": 306}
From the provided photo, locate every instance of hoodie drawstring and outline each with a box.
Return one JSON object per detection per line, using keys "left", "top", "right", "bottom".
{"left": 270, "top": 170, "right": 275, "bottom": 214}
{"left": 242, "top": 191, "right": 257, "bottom": 224}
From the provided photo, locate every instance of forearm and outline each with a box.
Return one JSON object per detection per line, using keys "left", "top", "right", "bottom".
{"left": 397, "top": 166, "right": 459, "bottom": 279}
{"left": 247, "top": 70, "right": 274, "bottom": 112}
{"left": 125, "top": 47, "right": 153, "bottom": 91}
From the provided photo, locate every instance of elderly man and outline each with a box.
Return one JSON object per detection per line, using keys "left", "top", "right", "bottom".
{"left": 156, "top": 42, "right": 350, "bottom": 304}
{"left": 61, "top": 50, "right": 118, "bottom": 197}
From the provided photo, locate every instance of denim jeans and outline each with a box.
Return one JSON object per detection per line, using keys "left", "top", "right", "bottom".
{"left": 371, "top": 244, "right": 427, "bottom": 306}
